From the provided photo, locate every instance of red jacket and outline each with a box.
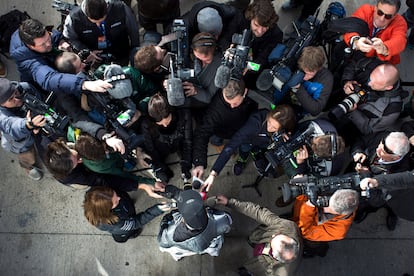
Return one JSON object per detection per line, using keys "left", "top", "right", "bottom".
{"left": 343, "top": 4, "right": 407, "bottom": 64}
{"left": 293, "top": 195, "right": 355, "bottom": 242}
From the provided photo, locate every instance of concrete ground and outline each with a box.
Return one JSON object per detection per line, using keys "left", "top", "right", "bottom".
{"left": 0, "top": 0, "right": 414, "bottom": 275}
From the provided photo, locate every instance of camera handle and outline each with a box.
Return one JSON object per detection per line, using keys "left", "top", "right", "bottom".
{"left": 241, "top": 162, "right": 273, "bottom": 197}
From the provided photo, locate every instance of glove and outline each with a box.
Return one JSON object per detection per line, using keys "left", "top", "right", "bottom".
{"left": 303, "top": 81, "right": 323, "bottom": 100}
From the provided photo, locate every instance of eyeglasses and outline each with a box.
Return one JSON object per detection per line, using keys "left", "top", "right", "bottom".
{"left": 381, "top": 137, "right": 395, "bottom": 155}
{"left": 377, "top": 8, "right": 394, "bottom": 20}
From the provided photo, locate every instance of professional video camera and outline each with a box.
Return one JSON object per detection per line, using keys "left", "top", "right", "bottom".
{"left": 78, "top": 49, "right": 114, "bottom": 66}
{"left": 87, "top": 65, "right": 144, "bottom": 155}
{"left": 256, "top": 15, "right": 320, "bottom": 103}
{"left": 265, "top": 123, "right": 315, "bottom": 169}
{"left": 328, "top": 84, "right": 367, "bottom": 120}
{"left": 19, "top": 88, "right": 69, "bottom": 136}
{"left": 281, "top": 173, "right": 361, "bottom": 207}
{"left": 214, "top": 29, "right": 252, "bottom": 88}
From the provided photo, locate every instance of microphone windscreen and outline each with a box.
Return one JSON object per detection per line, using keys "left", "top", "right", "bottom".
{"left": 256, "top": 69, "right": 274, "bottom": 91}
{"left": 166, "top": 78, "right": 185, "bottom": 106}
{"left": 192, "top": 179, "right": 202, "bottom": 190}
{"left": 214, "top": 65, "right": 231, "bottom": 88}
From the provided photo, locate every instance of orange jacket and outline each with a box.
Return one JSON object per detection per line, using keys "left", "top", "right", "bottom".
{"left": 343, "top": 4, "right": 407, "bottom": 64}
{"left": 293, "top": 195, "right": 355, "bottom": 242}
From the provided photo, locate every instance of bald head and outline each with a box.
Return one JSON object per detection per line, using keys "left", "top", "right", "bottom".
{"left": 369, "top": 63, "right": 399, "bottom": 91}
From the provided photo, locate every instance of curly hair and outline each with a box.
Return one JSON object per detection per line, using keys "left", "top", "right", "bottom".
{"left": 84, "top": 186, "right": 119, "bottom": 226}
{"left": 245, "top": 0, "right": 279, "bottom": 28}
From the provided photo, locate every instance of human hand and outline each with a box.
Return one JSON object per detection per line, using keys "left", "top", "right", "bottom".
{"left": 371, "top": 38, "right": 388, "bottom": 56}
{"left": 182, "top": 81, "right": 197, "bottom": 97}
{"left": 136, "top": 148, "right": 152, "bottom": 168}
{"left": 409, "top": 135, "right": 414, "bottom": 146}
{"left": 355, "top": 37, "right": 374, "bottom": 52}
{"left": 85, "top": 50, "right": 103, "bottom": 65}
{"left": 58, "top": 40, "right": 72, "bottom": 51}
{"left": 138, "top": 183, "right": 164, "bottom": 199}
{"left": 192, "top": 165, "right": 205, "bottom": 178}
{"left": 215, "top": 195, "right": 229, "bottom": 206}
{"left": 104, "top": 135, "right": 125, "bottom": 154}
{"left": 359, "top": 178, "right": 379, "bottom": 190}
{"left": 343, "top": 81, "right": 359, "bottom": 95}
{"left": 295, "top": 145, "right": 308, "bottom": 164}
{"left": 82, "top": 79, "right": 112, "bottom": 92}
{"left": 157, "top": 201, "right": 174, "bottom": 212}
{"left": 355, "top": 163, "right": 369, "bottom": 173}
{"left": 353, "top": 152, "right": 366, "bottom": 163}
{"left": 202, "top": 173, "right": 216, "bottom": 192}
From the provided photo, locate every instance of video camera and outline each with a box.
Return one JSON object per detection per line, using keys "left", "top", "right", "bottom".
{"left": 265, "top": 123, "right": 315, "bottom": 168}
{"left": 169, "top": 19, "right": 193, "bottom": 80}
{"left": 214, "top": 29, "right": 252, "bottom": 88}
{"left": 78, "top": 49, "right": 115, "bottom": 67}
{"left": 281, "top": 173, "right": 361, "bottom": 207}
{"left": 328, "top": 84, "right": 367, "bottom": 120}
{"left": 256, "top": 16, "right": 320, "bottom": 103}
{"left": 19, "top": 88, "right": 69, "bottom": 136}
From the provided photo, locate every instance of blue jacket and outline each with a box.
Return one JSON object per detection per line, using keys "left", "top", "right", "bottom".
{"left": 0, "top": 83, "right": 37, "bottom": 154}
{"left": 9, "top": 29, "right": 84, "bottom": 95}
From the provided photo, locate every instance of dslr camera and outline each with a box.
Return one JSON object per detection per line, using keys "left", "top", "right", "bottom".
{"left": 281, "top": 173, "right": 361, "bottom": 207}
{"left": 329, "top": 84, "right": 367, "bottom": 120}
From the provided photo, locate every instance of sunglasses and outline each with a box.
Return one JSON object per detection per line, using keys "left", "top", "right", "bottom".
{"left": 377, "top": 8, "right": 394, "bottom": 20}
{"left": 381, "top": 137, "right": 394, "bottom": 155}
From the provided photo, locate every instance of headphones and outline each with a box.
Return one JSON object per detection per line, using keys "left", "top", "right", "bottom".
{"left": 191, "top": 34, "right": 217, "bottom": 49}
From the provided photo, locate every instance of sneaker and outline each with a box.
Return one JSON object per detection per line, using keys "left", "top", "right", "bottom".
{"left": 282, "top": 0, "right": 299, "bottom": 10}
{"left": 233, "top": 159, "right": 247, "bottom": 175}
{"left": 386, "top": 212, "right": 398, "bottom": 231}
{"left": 0, "top": 60, "right": 7, "bottom": 78}
{"left": 28, "top": 168, "right": 43, "bottom": 181}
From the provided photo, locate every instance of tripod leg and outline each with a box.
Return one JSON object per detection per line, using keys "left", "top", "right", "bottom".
{"left": 242, "top": 175, "right": 265, "bottom": 196}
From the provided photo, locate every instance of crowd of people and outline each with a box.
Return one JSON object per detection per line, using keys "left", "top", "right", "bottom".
{"left": 1, "top": 0, "right": 414, "bottom": 275}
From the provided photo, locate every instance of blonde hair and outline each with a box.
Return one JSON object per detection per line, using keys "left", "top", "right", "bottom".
{"left": 84, "top": 187, "right": 119, "bottom": 226}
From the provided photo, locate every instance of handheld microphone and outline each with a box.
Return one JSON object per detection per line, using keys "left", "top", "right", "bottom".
{"left": 256, "top": 69, "right": 274, "bottom": 91}
{"left": 214, "top": 65, "right": 231, "bottom": 88}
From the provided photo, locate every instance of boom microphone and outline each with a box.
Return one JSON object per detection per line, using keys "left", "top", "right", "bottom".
{"left": 166, "top": 77, "right": 185, "bottom": 106}
{"left": 256, "top": 69, "right": 274, "bottom": 91}
{"left": 214, "top": 65, "right": 231, "bottom": 88}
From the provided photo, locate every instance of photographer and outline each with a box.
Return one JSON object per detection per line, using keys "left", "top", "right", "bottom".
{"left": 335, "top": 57, "right": 407, "bottom": 144}
{"left": 293, "top": 189, "right": 359, "bottom": 257}
{"left": 286, "top": 46, "right": 333, "bottom": 118}
{"left": 214, "top": 195, "right": 301, "bottom": 275}
{"left": 10, "top": 19, "right": 111, "bottom": 96}
{"left": 157, "top": 187, "right": 232, "bottom": 261}
{"left": 285, "top": 119, "right": 346, "bottom": 180}
{"left": 350, "top": 131, "right": 411, "bottom": 230}
{"left": 202, "top": 105, "right": 296, "bottom": 192}
{"left": 360, "top": 170, "right": 414, "bottom": 222}
{"left": 63, "top": 0, "right": 140, "bottom": 66}
{"left": 0, "top": 79, "right": 46, "bottom": 180}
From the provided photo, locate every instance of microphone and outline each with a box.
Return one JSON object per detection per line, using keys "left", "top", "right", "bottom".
{"left": 256, "top": 69, "right": 274, "bottom": 91}
{"left": 214, "top": 65, "right": 231, "bottom": 88}
{"left": 166, "top": 77, "right": 185, "bottom": 106}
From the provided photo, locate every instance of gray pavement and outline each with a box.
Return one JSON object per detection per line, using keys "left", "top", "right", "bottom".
{"left": 1, "top": 0, "right": 414, "bottom": 275}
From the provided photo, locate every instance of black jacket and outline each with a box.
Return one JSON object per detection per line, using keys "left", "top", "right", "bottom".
{"left": 192, "top": 92, "right": 258, "bottom": 168}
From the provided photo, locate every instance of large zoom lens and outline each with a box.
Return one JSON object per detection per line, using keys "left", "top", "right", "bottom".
{"left": 329, "top": 89, "right": 366, "bottom": 120}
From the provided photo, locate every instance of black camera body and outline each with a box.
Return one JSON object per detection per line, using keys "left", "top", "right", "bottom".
{"left": 265, "top": 124, "right": 315, "bottom": 168}
{"left": 282, "top": 173, "right": 361, "bottom": 207}
{"left": 170, "top": 19, "right": 192, "bottom": 74}
{"left": 20, "top": 90, "right": 69, "bottom": 136}
{"left": 329, "top": 85, "right": 367, "bottom": 120}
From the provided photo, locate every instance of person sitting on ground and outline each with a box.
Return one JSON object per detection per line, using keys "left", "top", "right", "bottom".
{"left": 202, "top": 105, "right": 296, "bottom": 193}
{"left": 9, "top": 19, "right": 111, "bottom": 95}
{"left": 214, "top": 194, "right": 301, "bottom": 275}
{"left": 139, "top": 93, "right": 193, "bottom": 183}
{"left": 158, "top": 187, "right": 232, "bottom": 261}
{"left": 0, "top": 79, "right": 46, "bottom": 180}
{"left": 63, "top": 0, "right": 140, "bottom": 66}
{"left": 292, "top": 189, "right": 358, "bottom": 257}
{"left": 343, "top": 0, "right": 407, "bottom": 64}
{"left": 191, "top": 79, "right": 258, "bottom": 179}
{"left": 84, "top": 186, "right": 170, "bottom": 243}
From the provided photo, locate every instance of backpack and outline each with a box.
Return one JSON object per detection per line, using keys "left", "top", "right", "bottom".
{"left": 0, "top": 9, "right": 31, "bottom": 53}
